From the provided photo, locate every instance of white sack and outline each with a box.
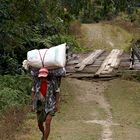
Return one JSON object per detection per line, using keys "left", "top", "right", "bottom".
{"left": 27, "top": 43, "right": 66, "bottom": 69}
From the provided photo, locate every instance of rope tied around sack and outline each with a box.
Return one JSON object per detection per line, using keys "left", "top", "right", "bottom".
{"left": 38, "top": 49, "right": 48, "bottom": 68}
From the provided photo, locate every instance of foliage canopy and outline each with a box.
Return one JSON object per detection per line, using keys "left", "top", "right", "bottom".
{"left": 0, "top": 0, "right": 139, "bottom": 74}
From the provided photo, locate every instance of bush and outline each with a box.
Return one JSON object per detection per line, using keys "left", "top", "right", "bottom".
{"left": 0, "top": 88, "right": 29, "bottom": 110}
{"left": 46, "top": 35, "right": 83, "bottom": 52}
{"left": 0, "top": 75, "right": 32, "bottom": 112}
{"left": 69, "top": 20, "right": 82, "bottom": 37}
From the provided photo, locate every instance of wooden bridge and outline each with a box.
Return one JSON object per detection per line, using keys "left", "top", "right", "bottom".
{"left": 66, "top": 41, "right": 140, "bottom": 80}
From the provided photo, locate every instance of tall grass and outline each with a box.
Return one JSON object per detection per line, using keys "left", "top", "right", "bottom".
{"left": 0, "top": 75, "right": 32, "bottom": 112}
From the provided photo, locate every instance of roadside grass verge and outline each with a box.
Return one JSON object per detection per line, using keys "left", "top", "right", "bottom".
{"left": 0, "top": 75, "right": 31, "bottom": 111}
{"left": 0, "top": 106, "right": 29, "bottom": 140}
{"left": 104, "top": 79, "right": 140, "bottom": 140}
{"left": 0, "top": 75, "right": 32, "bottom": 140}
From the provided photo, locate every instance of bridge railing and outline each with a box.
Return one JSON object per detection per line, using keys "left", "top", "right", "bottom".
{"left": 130, "top": 40, "right": 140, "bottom": 69}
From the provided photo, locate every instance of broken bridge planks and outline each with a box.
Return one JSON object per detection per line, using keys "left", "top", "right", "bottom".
{"left": 75, "top": 49, "right": 105, "bottom": 71}
{"left": 65, "top": 49, "right": 140, "bottom": 79}
{"left": 95, "top": 49, "right": 123, "bottom": 76}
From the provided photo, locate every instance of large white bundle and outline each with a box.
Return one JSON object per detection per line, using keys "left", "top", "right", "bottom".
{"left": 27, "top": 43, "right": 66, "bottom": 69}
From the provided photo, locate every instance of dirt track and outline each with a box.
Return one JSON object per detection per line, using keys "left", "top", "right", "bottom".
{"left": 15, "top": 78, "right": 116, "bottom": 140}
{"left": 15, "top": 78, "right": 140, "bottom": 140}
{"left": 72, "top": 79, "right": 116, "bottom": 140}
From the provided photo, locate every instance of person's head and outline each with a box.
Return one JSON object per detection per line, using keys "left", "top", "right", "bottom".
{"left": 38, "top": 68, "right": 48, "bottom": 81}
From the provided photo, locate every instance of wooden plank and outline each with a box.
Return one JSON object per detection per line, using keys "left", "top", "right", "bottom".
{"left": 67, "top": 60, "right": 79, "bottom": 65}
{"left": 95, "top": 49, "right": 123, "bottom": 76}
{"left": 75, "top": 50, "right": 104, "bottom": 71}
{"left": 65, "top": 47, "right": 140, "bottom": 80}
{"left": 75, "top": 50, "right": 104, "bottom": 67}
{"left": 111, "top": 50, "right": 123, "bottom": 68}
{"left": 103, "top": 50, "right": 123, "bottom": 73}
{"left": 67, "top": 73, "right": 95, "bottom": 78}
{"left": 104, "top": 49, "right": 123, "bottom": 73}
{"left": 80, "top": 66, "right": 99, "bottom": 73}
{"left": 67, "top": 73, "right": 117, "bottom": 79}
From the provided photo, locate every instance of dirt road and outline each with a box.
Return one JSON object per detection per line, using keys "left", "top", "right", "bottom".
{"left": 16, "top": 78, "right": 110, "bottom": 140}
{"left": 15, "top": 78, "right": 140, "bottom": 140}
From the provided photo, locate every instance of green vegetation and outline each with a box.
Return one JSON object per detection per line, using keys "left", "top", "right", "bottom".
{"left": 79, "top": 23, "right": 132, "bottom": 51}
{"left": 0, "top": 75, "right": 32, "bottom": 112}
{"left": 0, "top": 0, "right": 78, "bottom": 74}
{"left": 0, "top": 75, "right": 32, "bottom": 139}
{"left": 63, "top": 0, "right": 139, "bottom": 22}
{"left": 0, "top": 0, "right": 139, "bottom": 74}
{"left": 0, "top": 1, "right": 139, "bottom": 139}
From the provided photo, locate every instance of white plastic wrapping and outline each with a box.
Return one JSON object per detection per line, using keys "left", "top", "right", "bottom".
{"left": 27, "top": 43, "right": 66, "bottom": 69}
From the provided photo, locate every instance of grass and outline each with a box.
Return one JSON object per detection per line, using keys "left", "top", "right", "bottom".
{"left": 112, "top": 11, "right": 140, "bottom": 40}
{"left": 0, "top": 75, "right": 32, "bottom": 140}
{"left": 104, "top": 79, "right": 140, "bottom": 140}
{"left": 0, "top": 106, "right": 29, "bottom": 140}
{"left": 78, "top": 23, "right": 132, "bottom": 51}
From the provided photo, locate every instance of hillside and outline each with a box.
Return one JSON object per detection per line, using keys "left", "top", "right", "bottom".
{"left": 80, "top": 23, "right": 132, "bottom": 50}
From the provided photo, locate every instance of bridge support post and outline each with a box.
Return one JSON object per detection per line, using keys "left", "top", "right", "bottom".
{"left": 130, "top": 48, "right": 135, "bottom": 69}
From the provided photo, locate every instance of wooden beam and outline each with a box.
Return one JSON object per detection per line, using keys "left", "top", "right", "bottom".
{"left": 95, "top": 49, "right": 123, "bottom": 76}
{"left": 67, "top": 60, "right": 79, "bottom": 65}
{"left": 75, "top": 50, "right": 104, "bottom": 71}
